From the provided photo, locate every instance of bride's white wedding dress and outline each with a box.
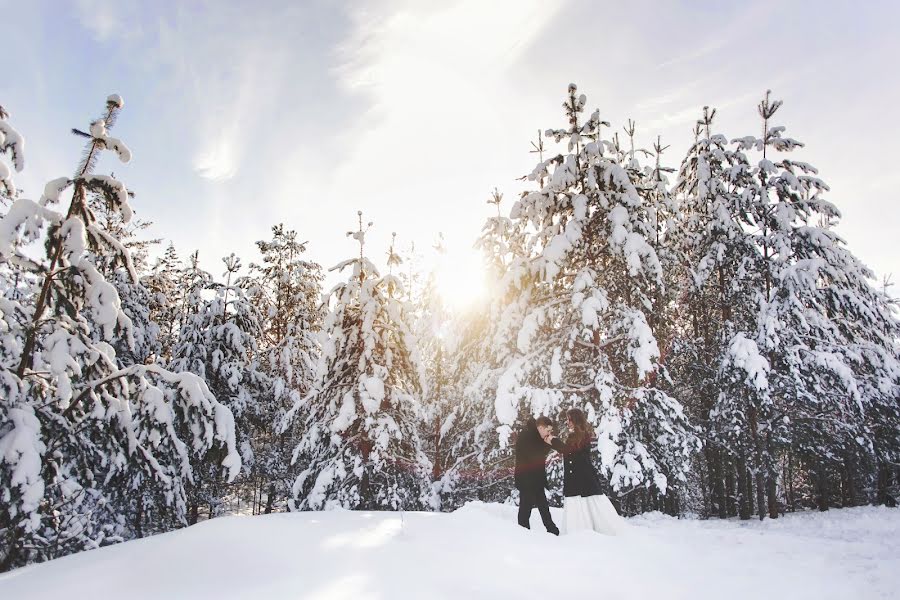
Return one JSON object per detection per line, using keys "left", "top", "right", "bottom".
{"left": 563, "top": 494, "right": 625, "bottom": 535}
{"left": 547, "top": 429, "right": 626, "bottom": 536}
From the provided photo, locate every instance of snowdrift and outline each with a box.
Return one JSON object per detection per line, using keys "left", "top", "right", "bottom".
{"left": 1, "top": 503, "right": 897, "bottom": 599}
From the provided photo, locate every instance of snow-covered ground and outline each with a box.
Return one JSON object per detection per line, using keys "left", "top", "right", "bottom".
{"left": 1, "top": 503, "right": 898, "bottom": 599}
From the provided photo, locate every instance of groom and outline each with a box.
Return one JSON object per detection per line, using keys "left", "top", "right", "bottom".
{"left": 514, "top": 416, "right": 560, "bottom": 535}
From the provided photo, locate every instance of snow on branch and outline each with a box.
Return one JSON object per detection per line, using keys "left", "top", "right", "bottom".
{"left": 89, "top": 118, "right": 132, "bottom": 163}
{"left": 0, "top": 109, "right": 25, "bottom": 197}
{"left": 0, "top": 198, "right": 62, "bottom": 258}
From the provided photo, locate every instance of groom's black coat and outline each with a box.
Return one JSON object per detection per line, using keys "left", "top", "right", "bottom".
{"left": 513, "top": 420, "right": 552, "bottom": 490}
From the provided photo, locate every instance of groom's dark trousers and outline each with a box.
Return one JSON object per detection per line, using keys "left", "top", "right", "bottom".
{"left": 514, "top": 420, "right": 560, "bottom": 535}
{"left": 517, "top": 487, "right": 558, "bottom": 533}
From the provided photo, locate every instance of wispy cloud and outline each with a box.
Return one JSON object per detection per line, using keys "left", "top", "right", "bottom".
{"left": 70, "top": 2, "right": 323, "bottom": 183}
{"left": 317, "top": 0, "right": 565, "bottom": 255}
{"left": 150, "top": 11, "right": 279, "bottom": 182}
{"left": 74, "top": 0, "right": 125, "bottom": 41}
{"left": 6, "top": 0, "right": 897, "bottom": 286}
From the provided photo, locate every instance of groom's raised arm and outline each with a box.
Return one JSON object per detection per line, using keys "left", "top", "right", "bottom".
{"left": 548, "top": 436, "right": 566, "bottom": 454}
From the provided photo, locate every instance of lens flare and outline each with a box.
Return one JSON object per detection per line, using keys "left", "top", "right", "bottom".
{"left": 434, "top": 244, "right": 486, "bottom": 311}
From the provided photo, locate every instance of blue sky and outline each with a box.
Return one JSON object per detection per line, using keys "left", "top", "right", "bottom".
{"left": 4, "top": 0, "right": 899, "bottom": 295}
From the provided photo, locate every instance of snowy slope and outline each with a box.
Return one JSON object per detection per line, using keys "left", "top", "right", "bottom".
{"left": 1, "top": 503, "right": 897, "bottom": 600}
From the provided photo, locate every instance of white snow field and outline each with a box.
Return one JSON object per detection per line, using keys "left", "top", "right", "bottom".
{"left": 1, "top": 503, "right": 898, "bottom": 600}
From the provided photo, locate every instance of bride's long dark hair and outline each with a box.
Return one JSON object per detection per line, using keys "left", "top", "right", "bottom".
{"left": 566, "top": 408, "right": 593, "bottom": 450}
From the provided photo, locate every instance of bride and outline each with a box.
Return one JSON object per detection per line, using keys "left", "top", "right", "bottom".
{"left": 541, "top": 408, "right": 624, "bottom": 535}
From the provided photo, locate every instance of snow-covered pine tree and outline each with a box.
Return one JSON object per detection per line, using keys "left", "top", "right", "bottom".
{"left": 632, "top": 132, "right": 680, "bottom": 345}
{"left": 84, "top": 201, "right": 162, "bottom": 370}
{"left": 396, "top": 240, "right": 424, "bottom": 304}
{"left": 671, "top": 93, "right": 900, "bottom": 520}
{"left": 402, "top": 233, "right": 467, "bottom": 508}
{"left": 670, "top": 106, "right": 763, "bottom": 519}
{"left": 283, "top": 212, "right": 433, "bottom": 511}
{"left": 83, "top": 251, "right": 170, "bottom": 551}
{"left": 727, "top": 91, "right": 900, "bottom": 516}
{"left": 169, "top": 253, "right": 268, "bottom": 521}
{"left": 143, "top": 242, "right": 183, "bottom": 363}
{"left": 435, "top": 303, "right": 514, "bottom": 509}
{"left": 90, "top": 190, "right": 163, "bottom": 367}
{"left": 433, "top": 189, "right": 538, "bottom": 510}
{"left": 478, "top": 188, "right": 521, "bottom": 278}
{"left": 620, "top": 124, "right": 700, "bottom": 513}
{"left": 0, "top": 95, "right": 239, "bottom": 570}
{"left": 97, "top": 269, "right": 160, "bottom": 368}
{"left": 491, "top": 85, "right": 698, "bottom": 513}
{"left": 248, "top": 224, "right": 323, "bottom": 513}
{"left": 0, "top": 103, "right": 29, "bottom": 311}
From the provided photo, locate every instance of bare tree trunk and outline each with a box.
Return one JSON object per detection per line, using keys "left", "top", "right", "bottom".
{"left": 746, "top": 465, "right": 755, "bottom": 517}
{"left": 724, "top": 457, "right": 737, "bottom": 517}
{"left": 264, "top": 483, "right": 276, "bottom": 514}
{"left": 706, "top": 447, "right": 727, "bottom": 519}
{"left": 814, "top": 461, "right": 829, "bottom": 512}
{"left": 135, "top": 492, "right": 144, "bottom": 538}
{"left": 785, "top": 450, "right": 795, "bottom": 512}
{"left": 842, "top": 454, "right": 860, "bottom": 508}
{"left": 699, "top": 457, "right": 710, "bottom": 517}
{"left": 255, "top": 475, "right": 263, "bottom": 515}
{"left": 737, "top": 455, "right": 751, "bottom": 520}
{"left": 765, "top": 434, "right": 778, "bottom": 519}
{"left": 747, "top": 404, "right": 767, "bottom": 520}
{"left": 875, "top": 460, "right": 896, "bottom": 506}
{"left": 766, "top": 470, "right": 778, "bottom": 519}
{"left": 754, "top": 468, "right": 767, "bottom": 520}
{"left": 840, "top": 462, "right": 851, "bottom": 508}
{"left": 0, "top": 528, "right": 20, "bottom": 572}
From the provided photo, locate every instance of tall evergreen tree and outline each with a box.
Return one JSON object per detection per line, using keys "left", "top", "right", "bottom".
{"left": 673, "top": 93, "right": 900, "bottom": 519}
{"left": 435, "top": 304, "right": 513, "bottom": 509}
{"left": 405, "top": 234, "right": 469, "bottom": 508}
{"left": 671, "top": 106, "right": 762, "bottom": 519}
{"left": 490, "top": 85, "right": 698, "bottom": 512}
{"left": 144, "top": 243, "right": 184, "bottom": 363}
{"left": 284, "top": 212, "right": 433, "bottom": 511}
{"left": 169, "top": 253, "right": 268, "bottom": 521}
{"left": 249, "top": 224, "right": 323, "bottom": 513}
{"left": 730, "top": 92, "right": 900, "bottom": 516}
{"left": 436, "top": 189, "right": 535, "bottom": 509}
{"left": 0, "top": 95, "right": 239, "bottom": 570}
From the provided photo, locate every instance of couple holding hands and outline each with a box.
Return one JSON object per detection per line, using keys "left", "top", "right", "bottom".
{"left": 514, "top": 408, "right": 623, "bottom": 536}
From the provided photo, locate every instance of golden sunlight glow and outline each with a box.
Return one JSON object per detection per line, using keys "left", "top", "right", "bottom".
{"left": 434, "top": 244, "right": 487, "bottom": 311}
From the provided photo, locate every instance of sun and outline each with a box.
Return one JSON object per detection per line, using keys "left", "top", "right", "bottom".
{"left": 433, "top": 244, "right": 487, "bottom": 311}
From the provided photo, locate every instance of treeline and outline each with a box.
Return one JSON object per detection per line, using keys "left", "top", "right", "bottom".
{"left": 0, "top": 85, "right": 897, "bottom": 571}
